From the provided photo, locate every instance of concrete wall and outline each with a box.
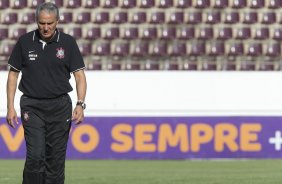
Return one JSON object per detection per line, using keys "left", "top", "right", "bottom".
{"left": 1, "top": 71, "right": 282, "bottom": 116}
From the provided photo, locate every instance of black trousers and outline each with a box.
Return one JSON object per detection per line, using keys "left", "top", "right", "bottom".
{"left": 20, "top": 94, "right": 72, "bottom": 184}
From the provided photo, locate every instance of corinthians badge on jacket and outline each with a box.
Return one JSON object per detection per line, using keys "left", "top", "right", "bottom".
{"left": 56, "top": 47, "right": 65, "bottom": 59}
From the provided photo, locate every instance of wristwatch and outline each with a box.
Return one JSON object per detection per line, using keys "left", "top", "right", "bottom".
{"left": 76, "top": 100, "right": 86, "bottom": 110}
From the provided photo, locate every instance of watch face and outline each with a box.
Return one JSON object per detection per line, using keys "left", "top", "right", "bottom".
{"left": 77, "top": 102, "right": 86, "bottom": 109}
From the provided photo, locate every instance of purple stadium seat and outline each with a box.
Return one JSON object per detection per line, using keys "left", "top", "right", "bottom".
{"left": 235, "top": 27, "right": 251, "bottom": 40}
{"left": 167, "top": 12, "right": 184, "bottom": 24}
{"left": 130, "top": 12, "right": 147, "bottom": 24}
{"left": 167, "top": 62, "right": 181, "bottom": 70}
{"left": 273, "top": 28, "right": 282, "bottom": 40}
{"left": 159, "top": 27, "right": 176, "bottom": 40}
{"left": 189, "top": 42, "right": 205, "bottom": 56}
{"left": 208, "top": 42, "right": 225, "bottom": 56}
{"left": 268, "top": 0, "right": 282, "bottom": 8}
{"left": 195, "top": 0, "right": 210, "bottom": 8}
{"left": 259, "top": 62, "right": 275, "bottom": 71}
{"left": 224, "top": 12, "right": 240, "bottom": 24}
{"left": 112, "top": 12, "right": 128, "bottom": 24}
{"left": 74, "top": 12, "right": 91, "bottom": 24}
{"left": 124, "top": 62, "right": 141, "bottom": 70}
{"left": 144, "top": 61, "right": 160, "bottom": 70}
{"left": 242, "top": 12, "right": 258, "bottom": 24}
{"left": 0, "top": 43, "right": 15, "bottom": 56}
{"left": 84, "top": 0, "right": 100, "bottom": 8}
{"left": 254, "top": 27, "right": 269, "bottom": 40}
{"left": 227, "top": 42, "right": 244, "bottom": 56}
{"left": 178, "top": 27, "right": 195, "bottom": 40}
{"left": 50, "top": 0, "right": 64, "bottom": 7}
{"left": 139, "top": 0, "right": 155, "bottom": 8}
{"left": 106, "top": 61, "right": 121, "bottom": 70}
{"left": 250, "top": 0, "right": 264, "bottom": 8}
{"left": 149, "top": 12, "right": 165, "bottom": 24}
{"left": 175, "top": 0, "right": 192, "bottom": 8}
{"left": 231, "top": 0, "right": 247, "bottom": 8}
{"left": 10, "top": 27, "right": 27, "bottom": 40}
{"left": 84, "top": 27, "right": 101, "bottom": 40}
{"left": 86, "top": 59, "right": 102, "bottom": 70}
{"left": 216, "top": 27, "right": 233, "bottom": 40}
{"left": 0, "top": 0, "right": 9, "bottom": 9}
{"left": 202, "top": 61, "right": 217, "bottom": 71}
{"left": 112, "top": 42, "right": 130, "bottom": 56}
{"left": 265, "top": 43, "right": 281, "bottom": 57}
{"left": 93, "top": 42, "right": 111, "bottom": 56}
{"left": 66, "top": 0, "right": 81, "bottom": 8}
{"left": 186, "top": 11, "right": 202, "bottom": 24}
{"left": 0, "top": 64, "right": 8, "bottom": 71}
{"left": 182, "top": 60, "right": 198, "bottom": 70}
{"left": 29, "top": 0, "right": 44, "bottom": 8}
{"left": 213, "top": 0, "right": 229, "bottom": 8}
{"left": 20, "top": 12, "right": 35, "bottom": 24}
{"left": 246, "top": 43, "right": 262, "bottom": 56}
{"left": 205, "top": 11, "right": 221, "bottom": 24}
{"left": 1, "top": 12, "right": 17, "bottom": 25}
{"left": 169, "top": 42, "right": 187, "bottom": 56}
{"left": 93, "top": 12, "right": 109, "bottom": 24}
{"left": 59, "top": 12, "right": 73, "bottom": 24}
{"left": 131, "top": 42, "right": 149, "bottom": 56}
{"left": 103, "top": 27, "right": 119, "bottom": 40}
{"left": 221, "top": 61, "right": 237, "bottom": 71}
{"left": 140, "top": 27, "right": 157, "bottom": 40}
{"left": 157, "top": 0, "right": 173, "bottom": 8}
{"left": 121, "top": 27, "right": 139, "bottom": 40}
{"left": 0, "top": 28, "right": 8, "bottom": 40}
{"left": 198, "top": 27, "right": 213, "bottom": 40}
{"left": 11, "top": 0, "right": 27, "bottom": 9}
{"left": 66, "top": 27, "right": 82, "bottom": 39}
{"left": 102, "top": 0, "right": 118, "bottom": 8}
{"left": 240, "top": 61, "right": 256, "bottom": 71}
{"left": 261, "top": 12, "right": 276, "bottom": 24}
{"left": 120, "top": 0, "right": 136, "bottom": 8}
{"left": 162, "top": 61, "right": 179, "bottom": 70}
{"left": 150, "top": 42, "right": 167, "bottom": 56}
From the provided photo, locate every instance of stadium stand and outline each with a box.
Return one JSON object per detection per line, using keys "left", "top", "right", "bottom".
{"left": 0, "top": 0, "right": 281, "bottom": 71}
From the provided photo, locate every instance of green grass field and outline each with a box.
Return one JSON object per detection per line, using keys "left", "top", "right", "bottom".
{"left": 0, "top": 159, "right": 282, "bottom": 184}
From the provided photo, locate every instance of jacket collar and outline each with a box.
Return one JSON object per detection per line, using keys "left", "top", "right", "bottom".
{"left": 32, "top": 29, "right": 60, "bottom": 43}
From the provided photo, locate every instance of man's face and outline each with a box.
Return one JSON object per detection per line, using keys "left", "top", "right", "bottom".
{"left": 37, "top": 10, "right": 58, "bottom": 41}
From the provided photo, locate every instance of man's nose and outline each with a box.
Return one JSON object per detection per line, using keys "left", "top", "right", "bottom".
{"left": 43, "top": 24, "right": 48, "bottom": 30}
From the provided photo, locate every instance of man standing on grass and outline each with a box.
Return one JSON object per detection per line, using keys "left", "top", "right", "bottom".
{"left": 6, "top": 2, "right": 87, "bottom": 184}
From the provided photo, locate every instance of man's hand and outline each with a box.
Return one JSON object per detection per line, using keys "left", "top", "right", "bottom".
{"left": 6, "top": 70, "right": 19, "bottom": 128}
{"left": 6, "top": 107, "right": 19, "bottom": 128}
{"left": 72, "top": 105, "right": 84, "bottom": 125}
{"left": 72, "top": 69, "right": 86, "bottom": 125}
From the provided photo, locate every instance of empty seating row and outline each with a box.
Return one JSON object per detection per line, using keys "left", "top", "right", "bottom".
{"left": 60, "top": 27, "right": 282, "bottom": 41}
{"left": 0, "top": 53, "right": 280, "bottom": 72}
{"left": 2, "top": 25, "right": 282, "bottom": 42}
{"left": 2, "top": 26, "right": 282, "bottom": 48}
{"left": 83, "top": 58, "right": 280, "bottom": 71}
{"left": 60, "top": 11, "right": 282, "bottom": 25}
{"left": 89, "top": 41, "right": 281, "bottom": 57}
{"left": 2, "top": 10, "right": 282, "bottom": 25}
{"left": 3, "top": 26, "right": 282, "bottom": 41}
{"left": 0, "top": 58, "right": 278, "bottom": 71}
{"left": 0, "top": 0, "right": 281, "bottom": 9}
{"left": 1, "top": 40, "right": 280, "bottom": 57}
